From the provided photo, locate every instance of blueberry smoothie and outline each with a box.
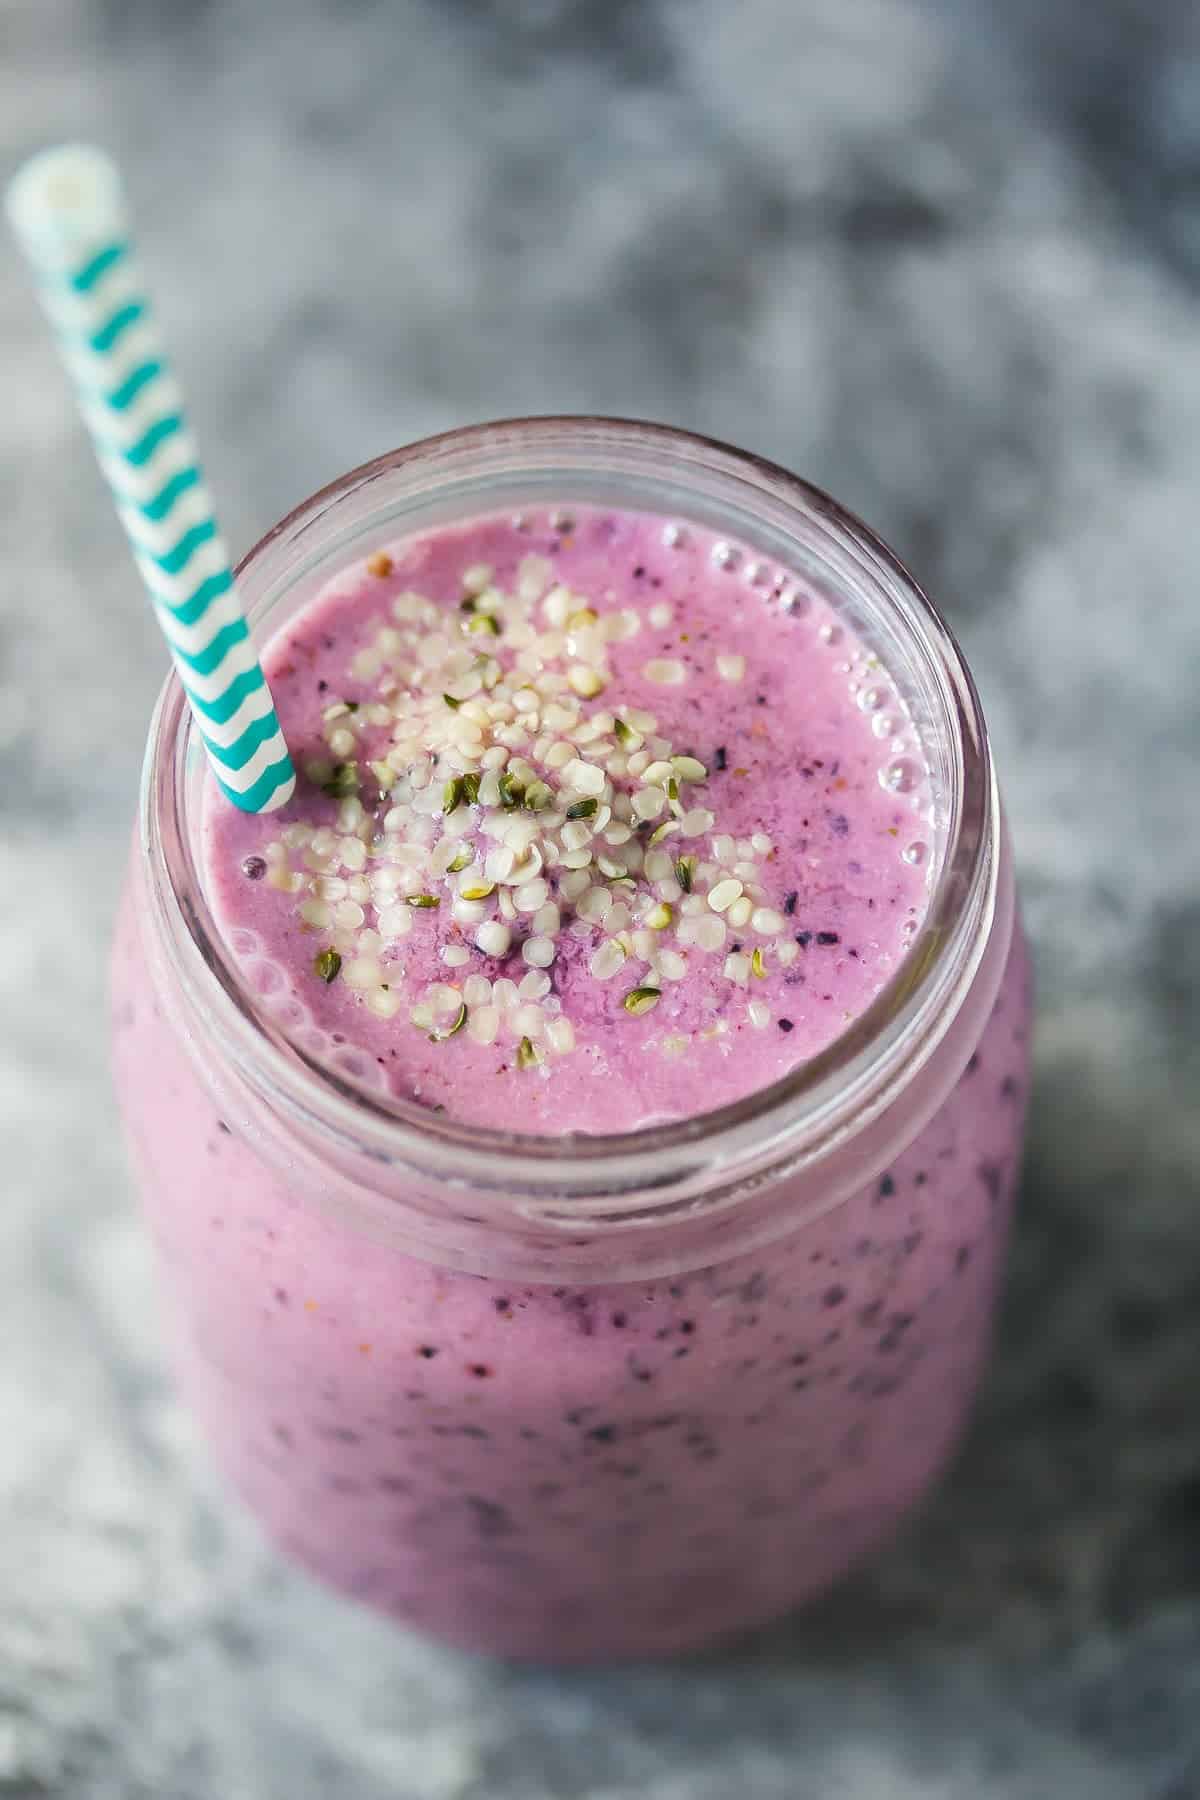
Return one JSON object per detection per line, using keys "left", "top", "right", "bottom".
{"left": 112, "top": 438, "right": 1031, "bottom": 1661}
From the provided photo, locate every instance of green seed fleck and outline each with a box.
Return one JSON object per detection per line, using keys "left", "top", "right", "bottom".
{"left": 497, "top": 772, "right": 525, "bottom": 809}
{"left": 613, "top": 717, "right": 642, "bottom": 749}
{"left": 648, "top": 820, "right": 680, "bottom": 846}
{"left": 675, "top": 856, "right": 696, "bottom": 893}
{"left": 460, "top": 595, "right": 477, "bottom": 613}
{"left": 459, "top": 882, "right": 495, "bottom": 901}
{"left": 516, "top": 1035, "right": 541, "bottom": 1069}
{"left": 429, "top": 1001, "right": 467, "bottom": 1042}
{"left": 646, "top": 903, "right": 673, "bottom": 930}
{"left": 460, "top": 771, "right": 481, "bottom": 805}
{"left": 406, "top": 893, "right": 441, "bottom": 908}
{"left": 443, "top": 776, "right": 466, "bottom": 814}
{"left": 443, "top": 692, "right": 462, "bottom": 710}
{"left": 313, "top": 948, "right": 342, "bottom": 984}
{"left": 524, "top": 780, "right": 554, "bottom": 811}
{"left": 666, "top": 775, "right": 679, "bottom": 802}
{"left": 623, "top": 986, "right": 662, "bottom": 1017}
{"left": 751, "top": 947, "right": 767, "bottom": 979}
{"left": 321, "top": 761, "right": 358, "bottom": 798}
{"left": 446, "top": 845, "right": 473, "bottom": 873}
{"left": 565, "top": 797, "right": 598, "bottom": 820}
{"left": 466, "top": 612, "right": 501, "bottom": 636}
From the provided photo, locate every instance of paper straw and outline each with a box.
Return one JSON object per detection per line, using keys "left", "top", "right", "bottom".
{"left": 5, "top": 144, "right": 295, "bottom": 813}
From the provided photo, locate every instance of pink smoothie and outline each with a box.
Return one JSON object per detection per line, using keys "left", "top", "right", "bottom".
{"left": 112, "top": 499, "right": 1031, "bottom": 1660}
{"left": 205, "top": 506, "right": 931, "bottom": 1131}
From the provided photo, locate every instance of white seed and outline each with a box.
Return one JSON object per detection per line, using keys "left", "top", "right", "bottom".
{"left": 518, "top": 555, "right": 553, "bottom": 603}
{"left": 476, "top": 920, "right": 512, "bottom": 957}
{"left": 657, "top": 949, "right": 687, "bottom": 982}
{"left": 546, "top": 1017, "right": 576, "bottom": 1055}
{"left": 560, "top": 848, "right": 593, "bottom": 869}
{"left": 751, "top": 833, "right": 773, "bottom": 856}
{"left": 632, "top": 786, "right": 666, "bottom": 821}
{"left": 564, "top": 757, "right": 606, "bottom": 796}
{"left": 642, "top": 658, "right": 686, "bottom": 685}
{"left": 604, "top": 823, "right": 634, "bottom": 846}
{"left": 512, "top": 1004, "right": 545, "bottom": 1038}
{"left": 426, "top": 984, "right": 463, "bottom": 1019}
{"left": 562, "top": 820, "right": 593, "bottom": 852}
{"left": 342, "top": 957, "right": 383, "bottom": 990}
{"left": 751, "top": 907, "right": 787, "bottom": 935}
{"left": 641, "top": 759, "right": 675, "bottom": 786}
{"left": 452, "top": 898, "right": 488, "bottom": 926}
{"left": 377, "top": 904, "right": 415, "bottom": 939}
{"left": 606, "top": 902, "right": 633, "bottom": 934}
{"left": 671, "top": 755, "right": 707, "bottom": 783}
{"left": 727, "top": 895, "right": 753, "bottom": 929}
{"left": 542, "top": 583, "right": 571, "bottom": 626}
{"left": 748, "top": 1000, "right": 772, "bottom": 1029}
{"left": 366, "top": 987, "right": 401, "bottom": 1019}
{"left": 283, "top": 822, "right": 314, "bottom": 848}
{"left": 717, "top": 653, "right": 746, "bottom": 682}
{"left": 493, "top": 978, "right": 519, "bottom": 1011}
{"left": 559, "top": 870, "right": 591, "bottom": 901}
{"left": 644, "top": 850, "right": 672, "bottom": 881}
{"left": 515, "top": 877, "right": 550, "bottom": 913}
{"left": 298, "top": 899, "right": 332, "bottom": 928}
{"left": 686, "top": 915, "right": 727, "bottom": 953}
{"left": 589, "top": 940, "right": 627, "bottom": 981}
{"left": 441, "top": 944, "right": 470, "bottom": 967}
{"left": 462, "top": 561, "right": 494, "bottom": 596}
{"left": 467, "top": 1004, "right": 501, "bottom": 1045}
{"left": 708, "top": 878, "right": 743, "bottom": 913}
{"left": 340, "top": 837, "right": 367, "bottom": 872}
{"left": 724, "top": 952, "right": 751, "bottom": 987}
{"left": 410, "top": 1004, "right": 435, "bottom": 1031}
{"left": 517, "top": 972, "right": 551, "bottom": 1006}
{"left": 522, "top": 936, "right": 556, "bottom": 968}
{"left": 776, "top": 941, "right": 799, "bottom": 968}
{"left": 648, "top": 601, "right": 673, "bottom": 628}
{"left": 484, "top": 844, "right": 516, "bottom": 884}
{"left": 567, "top": 664, "right": 606, "bottom": 698}
{"left": 578, "top": 887, "right": 613, "bottom": 923}
{"left": 463, "top": 975, "right": 493, "bottom": 1007}
{"left": 333, "top": 899, "right": 366, "bottom": 930}
{"left": 680, "top": 808, "right": 715, "bottom": 838}
{"left": 532, "top": 902, "right": 561, "bottom": 936}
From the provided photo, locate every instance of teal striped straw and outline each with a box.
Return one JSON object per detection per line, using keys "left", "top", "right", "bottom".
{"left": 5, "top": 144, "right": 295, "bottom": 813}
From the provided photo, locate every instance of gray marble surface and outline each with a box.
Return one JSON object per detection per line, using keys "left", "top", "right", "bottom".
{"left": 3, "top": 0, "right": 1200, "bottom": 1794}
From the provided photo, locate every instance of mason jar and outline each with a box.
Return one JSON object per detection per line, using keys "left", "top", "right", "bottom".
{"left": 111, "top": 418, "right": 1031, "bottom": 1662}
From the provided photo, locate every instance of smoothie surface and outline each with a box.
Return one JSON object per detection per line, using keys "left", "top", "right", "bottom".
{"left": 205, "top": 506, "right": 932, "bottom": 1131}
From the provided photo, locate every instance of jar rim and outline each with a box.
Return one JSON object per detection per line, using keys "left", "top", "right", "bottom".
{"left": 141, "top": 416, "right": 999, "bottom": 1217}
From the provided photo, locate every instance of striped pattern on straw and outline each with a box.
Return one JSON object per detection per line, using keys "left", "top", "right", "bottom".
{"left": 5, "top": 145, "right": 295, "bottom": 813}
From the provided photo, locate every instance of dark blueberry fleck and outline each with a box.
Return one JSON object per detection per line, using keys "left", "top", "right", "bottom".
{"left": 822, "top": 1285, "right": 847, "bottom": 1309}
{"left": 468, "top": 1363, "right": 493, "bottom": 1379}
{"left": 955, "top": 1246, "right": 971, "bottom": 1272}
{"left": 878, "top": 1174, "right": 896, "bottom": 1199}
{"left": 273, "top": 1287, "right": 289, "bottom": 1307}
{"left": 714, "top": 746, "right": 728, "bottom": 770}
{"left": 493, "top": 1297, "right": 512, "bottom": 1314}
{"left": 633, "top": 564, "right": 646, "bottom": 578}
{"left": 965, "top": 1052, "right": 980, "bottom": 1077}
{"left": 739, "top": 1272, "right": 768, "bottom": 1305}
{"left": 416, "top": 1345, "right": 438, "bottom": 1359}
{"left": 903, "top": 1232, "right": 923, "bottom": 1255}
{"left": 828, "top": 813, "right": 850, "bottom": 838}
{"left": 1001, "top": 1074, "right": 1020, "bottom": 1099}
{"left": 795, "top": 931, "right": 813, "bottom": 948}
{"left": 778, "top": 1018, "right": 794, "bottom": 1032}
{"left": 679, "top": 1320, "right": 696, "bottom": 1335}
{"left": 783, "top": 891, "right": 798, "bottom": 915}
{"left": 859, "top": 1300, "right": 883, "bottom": 1326}
{"left": 816, "top": 931, "right": 840, "bottom": 946}
{"left": 587, "top": 1425, "right": 617, "bottom": 1443}
{"left": 217, "top": 1119, "right": 232, "bottom": 1134}
{"left": 465, "top": 1496, "right": 512, "bottom": 1538}
{"left": 978, "top": 1161, "right": 1005, "bottom": 1203}
{"left": 672, "top": 1346, "right": 691, "bottom": 1359}
{"left": 317, "top": 679, "right": 328, "bottom": 692}
{"left": 611, "top": 1311, "right": 628, "bottom": 1329}
{"left": 241, "top": 856, "right": 267, "bottom": 881}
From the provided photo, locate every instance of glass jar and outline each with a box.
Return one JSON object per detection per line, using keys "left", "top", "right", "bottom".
{"left": 111, "top": 418, "right": 1031, "bottom": 1662}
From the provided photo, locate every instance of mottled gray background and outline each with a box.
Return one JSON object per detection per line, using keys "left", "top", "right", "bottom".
{"left": 3, "top": 0, "right": 1200, "bottom": 1794}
